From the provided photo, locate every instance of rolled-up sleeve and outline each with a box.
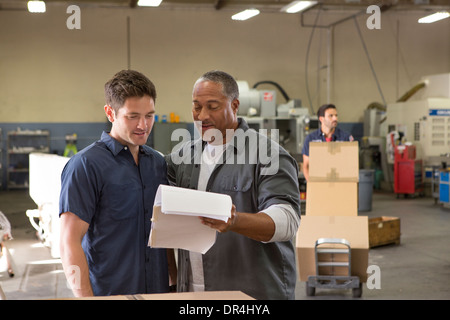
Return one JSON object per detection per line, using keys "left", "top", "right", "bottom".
{"left": 261, "top": 204, "right": 300, "bottom": 242}
{"left": 256, "top": 145, "right": 301, "bottom": 242}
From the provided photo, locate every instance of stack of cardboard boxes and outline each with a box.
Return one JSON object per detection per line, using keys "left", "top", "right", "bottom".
{"left": 296, "top": 141, "right": 369, "bottom": 284}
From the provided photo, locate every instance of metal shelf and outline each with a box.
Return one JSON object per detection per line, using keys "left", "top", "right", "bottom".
{"left": 6, "top": 130, "right": 50, "bottom": 190}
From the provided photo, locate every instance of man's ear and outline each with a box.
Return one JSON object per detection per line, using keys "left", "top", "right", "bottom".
{"left": 104, "top": 105, "right": 115, "bottom": 123}
{"left": 232, "top": 98, "right": 240, "bottom": 115}
{"left": 318, "top": 116, "right": 324, "bottom": 124}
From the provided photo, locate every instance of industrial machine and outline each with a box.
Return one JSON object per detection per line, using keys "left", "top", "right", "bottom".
{"left": 362, "top": 73, "right": 450, "bottom": 192}
{"left": 385, "top": 73, "right": 450, "bottom": 165}
{"left": 237, "top": 80, "right": 318, "bottom": 161}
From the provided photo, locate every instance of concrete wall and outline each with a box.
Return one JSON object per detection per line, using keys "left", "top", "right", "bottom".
{"left": 1, "top": 5, "right": 449, "bottom": 124}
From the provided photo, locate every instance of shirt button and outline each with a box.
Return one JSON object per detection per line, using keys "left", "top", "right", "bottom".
{"left": 124, "top": 146, "right": 128, "bottom": 150}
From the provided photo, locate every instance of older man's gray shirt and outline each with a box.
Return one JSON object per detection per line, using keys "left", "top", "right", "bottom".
{"left": 165, "top": 118, "right": 301, "bottom": 300}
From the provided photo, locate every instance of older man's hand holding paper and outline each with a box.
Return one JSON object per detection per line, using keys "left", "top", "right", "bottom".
{"left": 148, "top": 185, "right": 232, "bottom": 254}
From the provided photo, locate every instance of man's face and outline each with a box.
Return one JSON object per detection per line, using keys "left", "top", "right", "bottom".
{"left": 192, "top": 80, "right": 239, "bottom": 144}
{"left": 320, "top": 108, "right": 338, "bottom": 130}
{"left": 105, "top": 95, "right": 155, "bottom": 148}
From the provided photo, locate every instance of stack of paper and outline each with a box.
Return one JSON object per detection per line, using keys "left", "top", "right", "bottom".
{"left": 148, "top": 185, "right": 232, "bottom": 254}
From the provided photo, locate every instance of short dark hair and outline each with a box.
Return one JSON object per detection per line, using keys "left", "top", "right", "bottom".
{"left": 195, "top": 70, "right": 239, "bottom": 101}
{"left": 104, "top": 70, "right": 156, "bottom": 112}
{"left": 317, "top": 104, "right": 337, "bottom": 118}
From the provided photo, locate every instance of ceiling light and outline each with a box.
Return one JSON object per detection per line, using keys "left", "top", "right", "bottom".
{"left": 281, "top": 1, "right": 318, "bottom": 13}
{"left": 27, "top": 1, "right": 46, "bottom": 13}
{"left": 137, "top": 0, "right": 163, "bottom": 7}
{"left": 232, "top": 9, "right": 260, "bottom": 21}
{"left": 418, "top": 11, "right": 450, "bottom": 23}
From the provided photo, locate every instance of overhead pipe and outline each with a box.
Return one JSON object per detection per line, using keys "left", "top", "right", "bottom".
{"left": 253, "top": 81, "right": 291, "bottom": 102}
{"left": 396, "top": 82, "right": 426, "bottom": 102}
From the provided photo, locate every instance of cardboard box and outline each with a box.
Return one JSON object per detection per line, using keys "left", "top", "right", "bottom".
{"left": 309, "top": 141, "right": 359, "bottom": 182}
{"left": 56, "top": 291, "right": 254, "bottom": 300}
{"left": 296, "top": 216, "right": 369, "bottom": 282}
{"left": 369, "top": 216, "right": 401, "bottom": 248}
{"left": 306, "top": 182, "right": 358, "bottom": 216}
{"left": 135, "top": 291, "right": 254, "bottom": 300}
{"left": 56, "top": 295, "right": 135, "bottom": 300}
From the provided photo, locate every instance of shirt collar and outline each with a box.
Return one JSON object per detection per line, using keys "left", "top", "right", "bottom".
{"left": 320, "top": 127, "right": 339, "bottom": 140}
{"left": 101, "top": 131, "right": 125, "bottom": 156}
{"left": 101, "top": 131, "right": 151, "bottom": 157}
{"left": 232, "top": 118, "right": 249, "bottom": 153}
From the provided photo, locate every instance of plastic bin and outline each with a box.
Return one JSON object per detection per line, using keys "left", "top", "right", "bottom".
{"left": 359, "top": 169, "right": 374, "bottom": 212}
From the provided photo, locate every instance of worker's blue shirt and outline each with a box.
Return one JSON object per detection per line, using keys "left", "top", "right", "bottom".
{"left": 59, "top": 131, "right": 169, "bottom": 296}
{"left": 302, "top": 127, "right": 354, "bottom": 156}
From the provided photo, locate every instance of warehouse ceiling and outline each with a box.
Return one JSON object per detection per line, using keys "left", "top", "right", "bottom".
{"left": 1, "top": 0, "right": 450, "bottom": 12}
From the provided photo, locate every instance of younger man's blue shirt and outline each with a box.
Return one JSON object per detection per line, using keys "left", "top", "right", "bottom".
{"left": 301, "top": 127, "right": 354, "bottom": 157}
{"left": 59, "top": 131, "right": 169, "bottom": 296}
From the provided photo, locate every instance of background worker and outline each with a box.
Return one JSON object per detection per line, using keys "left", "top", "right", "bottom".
{"left": 59, "top": 70, "right": 173, "bottom": 297}
{"left": 166, "top": 70, "right": 301, "bottom": 300}
{"left": 302, "top": 104, "right": 354, "bottom": 181}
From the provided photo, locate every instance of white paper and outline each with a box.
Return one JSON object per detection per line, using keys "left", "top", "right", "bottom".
{"left": 148, "top": 185, "right": 232, "bottom": 254}
{"left": 160, "top": 185, "right": 231, "bottom": 222}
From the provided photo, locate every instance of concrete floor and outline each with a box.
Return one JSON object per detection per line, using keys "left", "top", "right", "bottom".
{"left": 0, "top": 189, "right": 449, "bottom": 300}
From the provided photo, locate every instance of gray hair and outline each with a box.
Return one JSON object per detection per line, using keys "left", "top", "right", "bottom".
{"left": 194, "top": 70, "right": 239, "bottom": 101}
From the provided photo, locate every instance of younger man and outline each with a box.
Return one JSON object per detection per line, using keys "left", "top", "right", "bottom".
{"left": 59, "top": 70, "right": 171, "bottom": 297}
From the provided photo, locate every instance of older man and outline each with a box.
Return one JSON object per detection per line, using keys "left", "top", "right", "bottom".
{"left": 166, "top": 70, "right": 301, "bottom": 300}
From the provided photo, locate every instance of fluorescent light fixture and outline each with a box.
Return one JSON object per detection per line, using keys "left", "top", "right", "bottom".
{"left": 27, "top": 1, "right": 46, "bottom": 13}
{"left": 281, "top": 1, "right": 318, "bottom": 13}
{"left": 418, "top": 11, "right": 450, "bottom": 23}
{"left": 232, "top": 9, "right": 260, "bottom": 21}
{"left": 137, "top": 0, "right": 163, "bottom": 7}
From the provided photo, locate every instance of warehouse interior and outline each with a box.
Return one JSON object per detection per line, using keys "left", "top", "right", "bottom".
{"left": 1, "top": 0, "right": 450, "bottom": 301}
